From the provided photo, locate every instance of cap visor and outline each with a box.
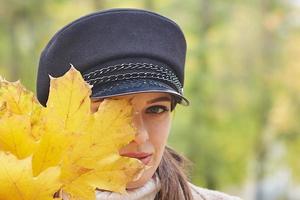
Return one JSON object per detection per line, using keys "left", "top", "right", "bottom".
{"left": 90, "top": 79, "right": 189, "bottom": 106}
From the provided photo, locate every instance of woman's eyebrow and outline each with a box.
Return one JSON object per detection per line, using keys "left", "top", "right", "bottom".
{"left": 147, "top": 96, "right": 171, "bottom": 104}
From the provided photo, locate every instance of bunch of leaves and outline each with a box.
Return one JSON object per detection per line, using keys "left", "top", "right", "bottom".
{"left": 0, "top": 67, "right": 143, "bottom": 200}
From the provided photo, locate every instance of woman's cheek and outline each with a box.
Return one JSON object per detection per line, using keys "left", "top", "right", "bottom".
{"left": 148, "top": 117, "right": 171, "bottom": 151}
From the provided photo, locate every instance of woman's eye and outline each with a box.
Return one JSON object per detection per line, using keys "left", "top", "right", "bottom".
{"left": 146, "top": 105, "right": 169, "bottom": 114}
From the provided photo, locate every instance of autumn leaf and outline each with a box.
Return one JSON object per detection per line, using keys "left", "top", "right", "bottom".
{"left": 0, "top": 79, "right": 42, "bottom": 118}
{"left": 32, "top": 67, "right": 143, "bottom": 199}
{"left": 0, "top": 79, "right": 41, "bottom": 158}
{"left": 0, "top": 78, "right": 43, "bottom": 140}
{"left": 45, "top": 67, "right": 92, "bottom": 133}
{"left": 0, "top": 115, "right": 36, "bottom": 159}
{"left": 0, "top": 152, "right": 61, "bottom": 200}
{"left": 62, "top": 155, "right": 142, "bottom": 199}
{"left": 0, "top": 67, "right": 144, "bottom": 200}
{"left": 32, "top": 67, "right": 92, "bottom": 176}
{"left": 60, "top": 99, "right": 143, "bottom": 199}
{"left": 32, "top": 128, "right": 68, "bottom": 177}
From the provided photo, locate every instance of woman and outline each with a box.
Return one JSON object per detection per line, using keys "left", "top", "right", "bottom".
{"left": 37, "top": 8, "right": 241, "bottom": 200}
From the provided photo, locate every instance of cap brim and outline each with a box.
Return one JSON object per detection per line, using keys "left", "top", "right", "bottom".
{"left": 90, "top": 79, "right": 189, "bottom": 106}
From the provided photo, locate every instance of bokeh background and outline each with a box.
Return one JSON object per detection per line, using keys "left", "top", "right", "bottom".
{"left": 0, "top": 0, "right": 300, "bottom": 199}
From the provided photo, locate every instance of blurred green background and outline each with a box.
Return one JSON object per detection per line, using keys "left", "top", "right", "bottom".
{"left": 1, "top": 0, "right": 300, "bottom": 199}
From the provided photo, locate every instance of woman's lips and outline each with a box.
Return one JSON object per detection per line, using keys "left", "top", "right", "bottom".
{"left": 120, "top": 152, "right": 153, "bottom": 165}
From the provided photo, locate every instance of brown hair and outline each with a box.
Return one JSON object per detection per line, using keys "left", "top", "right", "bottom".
{"left": 155, "top": 146, "right": 193, "bottom": 200}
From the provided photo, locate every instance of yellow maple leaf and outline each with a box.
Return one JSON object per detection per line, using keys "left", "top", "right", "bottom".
{"left": 45, "top": 67, "right": 92, "bottom": 133}
{"left": 0, "top": 79, "right": 41, "bottom": 118}
{"left": 32, "top": 67, "right": 144, "bottom": 199}
{"left": 0, "top": 78, "right": 41, "bottom": 158}
{"left": 60, "top": 99, "right": 144, "bottom": 199}
{"left": 0, "top": 115, "right": 37, "bottom": 159}
{"left": 32, "top": 128, "right": 68, "bottom": 177}
{"left": 0, "top": 78, "right": 43, "bottom": 140}
{"left": 32, "top": 67, "right": 92, "bottom": 176}
{"left": 0, "top": 67, "right": 144, "bottom": 200}
{"left": 62, "top": 155, "right": 142, "bottom": 200}
{"left": 0, "top": 152, "right": 61, "bottom": 200}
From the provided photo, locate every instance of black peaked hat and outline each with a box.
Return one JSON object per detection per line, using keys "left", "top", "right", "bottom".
{"left": 37, "top": 8, "right": 189, "bottom": 106}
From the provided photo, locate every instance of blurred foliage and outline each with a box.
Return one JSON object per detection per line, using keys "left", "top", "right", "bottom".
{"left": 1, "top": 0, "right": 300, "bottom": 199}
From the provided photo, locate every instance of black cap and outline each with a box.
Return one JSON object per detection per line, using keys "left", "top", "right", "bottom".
{"left": 37, "top": 8, "right": 189, "bottom": 106}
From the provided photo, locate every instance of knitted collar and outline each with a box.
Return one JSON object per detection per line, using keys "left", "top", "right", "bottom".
{"left": 95, "top": 175, "right": 161, "bottom": 200}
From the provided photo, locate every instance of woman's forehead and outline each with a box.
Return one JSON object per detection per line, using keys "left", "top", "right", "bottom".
{"left": 91, "top": 92, "right": 172, "bottom": 103}
{"left": 117, "top": 92, "right": 171, "bottom": 100}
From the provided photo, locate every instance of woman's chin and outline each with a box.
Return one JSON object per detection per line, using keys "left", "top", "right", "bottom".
{"left": 126, "top": 170, "right": 154, "bottom": 190}
{"left": 126, "top": 178, "right": 147, "bottom": 190}
{"left": 126, "top": 166, "right": 159, "bottom": 190}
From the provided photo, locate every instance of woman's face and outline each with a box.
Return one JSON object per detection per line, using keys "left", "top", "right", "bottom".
{"left": 90, "top": 92, "right": 173, "bottom": 189}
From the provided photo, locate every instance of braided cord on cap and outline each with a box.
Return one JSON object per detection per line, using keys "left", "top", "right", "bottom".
{"left": 83, "top": 63, "right": 183, "bottom": 93}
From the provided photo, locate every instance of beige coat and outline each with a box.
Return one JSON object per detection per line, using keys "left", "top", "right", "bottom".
{"left": 189, "top": 183, "right": 242, "bottom": 200}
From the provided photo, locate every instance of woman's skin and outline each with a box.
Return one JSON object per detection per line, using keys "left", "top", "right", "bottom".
{"left": 91, "top": 92, "right": 173, "bottom": 189}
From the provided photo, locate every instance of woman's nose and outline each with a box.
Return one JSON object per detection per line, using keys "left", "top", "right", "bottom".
{"left": 132, "top": 111, "right": 149, "bottom": 144}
